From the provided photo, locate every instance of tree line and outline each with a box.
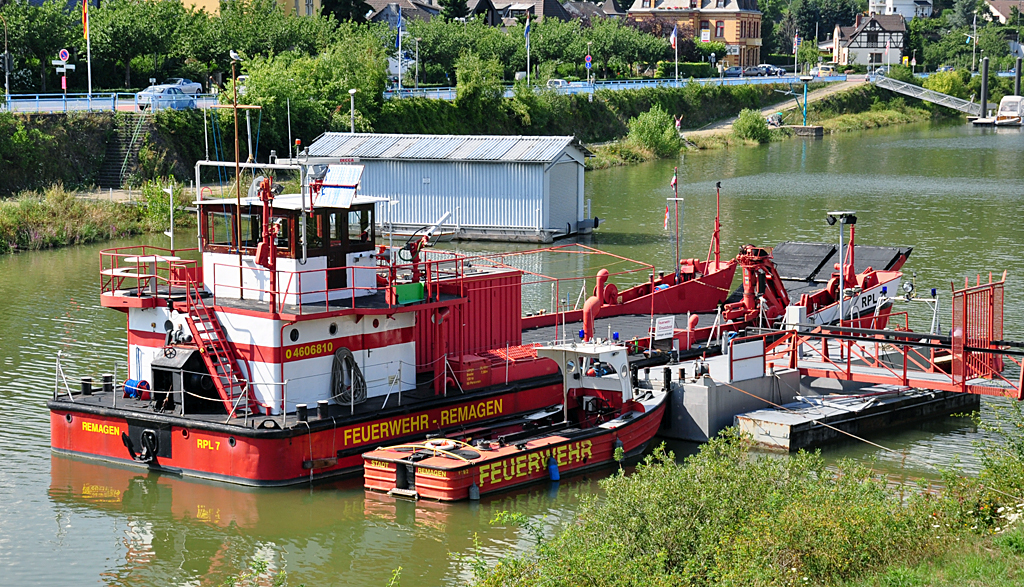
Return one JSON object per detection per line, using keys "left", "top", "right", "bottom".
{"left": 0, "top": 0, "right": 726, "bottom": 95}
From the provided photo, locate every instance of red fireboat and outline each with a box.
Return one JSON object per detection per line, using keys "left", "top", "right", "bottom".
{"left": 47, "top": 162, "right": 735, "bottom": 486}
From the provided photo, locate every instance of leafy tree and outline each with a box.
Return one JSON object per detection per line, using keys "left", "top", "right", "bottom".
{"left": 792, "top": 0, "right": 857, "bottom": 42}
{"left": 438, "top": 0, "right": 469, "bottom": 21}
{"left": 797, "top": 36, "right": 820, "bottom": 70}
{"left": 948, "top": 0, "right": 976, "bottom": 28}
{"left": 1, "top": 0, "right": 78, "bottom": 92}
{"left": 322, "top": 0, "right": 372, "bottom": 22}
{"left": 91, "top": 0, "right": 181, "bottom": 88}
{"left": 238, "top": 24, "right": 388, "bottom": 149}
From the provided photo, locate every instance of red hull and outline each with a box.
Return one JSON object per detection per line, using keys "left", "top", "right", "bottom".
{"left": 49, "top": 383, "right": 561, "bottom": 486}
{"left": 363, "top": 402, "right": 666, "bottom": 501}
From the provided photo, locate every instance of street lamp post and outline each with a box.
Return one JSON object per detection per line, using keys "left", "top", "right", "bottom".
{"left": 799, "top": 75, "right": 812, "bottom": 126}
{"left": 826, "top": 211, "right": 857, "bottom": 325}
{"left": 349, "top": 88, "right": 357, "bottom": 133}
{"left": 415, "top": 38, "right": 420, "bottom": 89}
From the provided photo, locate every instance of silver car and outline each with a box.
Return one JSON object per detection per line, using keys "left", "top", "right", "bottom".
{"left": 164, "top": 77, "right": 203, "bottom": 94}
{"left": 138, "top": 85, "right": 197, "bottom": 110}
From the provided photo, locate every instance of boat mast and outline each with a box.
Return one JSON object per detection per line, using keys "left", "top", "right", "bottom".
{"left": 706, "top": 181, "right": 721, "bottom": 267}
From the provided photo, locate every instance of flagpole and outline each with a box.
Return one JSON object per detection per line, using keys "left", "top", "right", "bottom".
{"left": 397, "top": 10, "right": 403, "bottom": 95}
{"left": 674, "top": 39, "right": 678, "bottom": 84}
{"left": 673, "top": 168, "right": 679, "bottom": 279}
{"left": 526, "top": 20, "right": 531, "bottom": 85}
{"left": 84, "top": 0, "right": 92, "bottom": 106}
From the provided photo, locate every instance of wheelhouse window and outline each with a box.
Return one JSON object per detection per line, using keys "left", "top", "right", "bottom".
{"left": 207, "top": 212, "right": 233, "bottom": 246}
{"left": 348, "top": 209, "right": 372, "bottom": 244}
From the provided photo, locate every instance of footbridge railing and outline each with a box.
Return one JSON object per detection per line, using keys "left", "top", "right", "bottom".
{"left": 873, "top": 75, "right": 981, "bottom": 115}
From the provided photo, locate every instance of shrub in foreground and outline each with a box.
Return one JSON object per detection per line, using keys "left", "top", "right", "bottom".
{"left": 473, "top": 431, "right": 950, "bottom": 587}
{"left": 733, "top": 108, "right": 771, "bottom": 143}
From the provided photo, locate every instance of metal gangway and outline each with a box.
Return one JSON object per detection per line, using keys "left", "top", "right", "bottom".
{"left": 873, "top": 75, "right": 981, "bottom": 115}
{"left": 755, "top": 273, "right": 1022, "bottom": 400}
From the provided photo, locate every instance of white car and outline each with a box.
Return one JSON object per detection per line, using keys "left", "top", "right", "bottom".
{"left": 164, "top": 77, "right": 203, "bottom": 94}
{"left": 546, "top": 78, "right": 569, "bottom": 89}
{"left": 138, "top": 85, "right": 197, "bottom": 110}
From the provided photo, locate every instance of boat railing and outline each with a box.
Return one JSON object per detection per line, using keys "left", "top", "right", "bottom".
{"left": 207, "top": 255, "right": 467, "bottom": 314}
{"left": 99, "top": 245, "right": 201, "bottom": 300}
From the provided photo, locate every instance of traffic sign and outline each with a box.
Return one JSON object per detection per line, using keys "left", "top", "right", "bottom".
{"left": 58, "top": 48, "right": 69, "bottom": 62}
{"left": 911, "top": 57, "right": 917, "bottom": 66}
{"left": 585, "top": 54, "right": 592, "bottom": 63}
{"left": 586, "top": 62, "right": 591, "bottom": 69}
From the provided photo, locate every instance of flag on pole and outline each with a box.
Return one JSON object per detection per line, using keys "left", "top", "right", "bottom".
{"left": 670, "top": 25, "right": 678, "bottom": 50}
{"left": 82, "top": 0, "right": 89, "bottom": 39}
{"left": 395, "top": 7, "right": 402, "bottom": 48}
{"left": 663, "top": 204, "right": 670, "bottom": 230}
{"left": 884, "top": 38, "right": 890, "bottom": 55}
{"left": 670, "top": 171, "right": 677, "bottom": 188}
{"left": 524, "top": 16, "right": 531, "bottom": 50}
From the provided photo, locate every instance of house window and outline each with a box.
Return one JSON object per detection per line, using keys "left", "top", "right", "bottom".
{"left": 715, "top": 21, "right": 724, "bottom": 37}
{"left": 716, "top": 0, "right": 724, "bottom": 6}
{"left": 690, "top": 0, "right": 697, "bottom": 7}
{"left": 869, "top": 53, "right": 882, "bottom": 64}
{"left": 305, "top": 0, "right": 313, "bottom": 14}
{"left": 642, "top": 0, "right": 650, "bottom": 6}
{"left": 700, "top": 20, "right": 710, "bottom": 30}
{"left": 867, "top": 32, "right": 878, "bottom": 44}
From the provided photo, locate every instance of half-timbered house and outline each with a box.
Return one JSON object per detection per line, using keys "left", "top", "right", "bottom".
{"left": 832, "top": 14, "right": 906, "bottom": 67}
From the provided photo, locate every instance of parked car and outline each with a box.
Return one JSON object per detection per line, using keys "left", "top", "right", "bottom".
{"left": 163, "top": 77, "right": 203, "bottom": 94}
{"left": 759, "top": 64, "right": 786, "bottom": 76}
{"left": 870, "top": 66, "right": 891, "bottom": 76}
{"left": 138, "top": 85, "right": 196, "bottom": 110}
{"left": 813, "top": 65, "right": 836, "bottom": 77}
{"left": 724, "top": 66, "right": 743, "bottom": 78}
{"left": 936, "top": 65, "right": 954, "bottom": 72}
{"left": 743, "top": 66, "right": 767, "bottom": 77}
{"left": 546, "top": 78, "right": 569, "bottom": 89}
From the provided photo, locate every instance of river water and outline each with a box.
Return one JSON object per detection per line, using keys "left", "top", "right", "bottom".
{"left": 1, "top": 121, "right": 1022, "bottom": 586}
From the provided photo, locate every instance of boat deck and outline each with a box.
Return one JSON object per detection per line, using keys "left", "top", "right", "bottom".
{"left": 50, "top": 371, "right": 560, "bottom": 435}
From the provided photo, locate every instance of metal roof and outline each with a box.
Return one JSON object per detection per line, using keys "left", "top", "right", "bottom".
{"left": 307, "top": 133, "right": 584, "bottom": 163}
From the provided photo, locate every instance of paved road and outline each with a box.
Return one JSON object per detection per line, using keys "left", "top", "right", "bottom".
{"left": 684, "top": 78, "right": 868, "bottom": 138}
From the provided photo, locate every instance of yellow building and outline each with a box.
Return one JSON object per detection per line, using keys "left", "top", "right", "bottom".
{"left": 186, "top": 0, "right": 322, "bottom": 16}
{"left": 626, "top": 0, "right": 762, "bottom": 67}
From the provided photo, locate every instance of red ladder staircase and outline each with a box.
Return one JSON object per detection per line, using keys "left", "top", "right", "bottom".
{"left": 184, "top": 281, "right": 260, "bottom": 417}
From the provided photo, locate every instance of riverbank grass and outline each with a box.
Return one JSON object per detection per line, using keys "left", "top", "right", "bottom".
{"left": 0, "top": 181, "right": 195, "bottom": 255}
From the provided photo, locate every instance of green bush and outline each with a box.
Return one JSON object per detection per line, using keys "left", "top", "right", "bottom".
{"left": 473, "top": 431, "right": 949, "bottom": 587}
{"left": 655, "top": 61, "right": 716, "bottom": 79}
{"left": 733, "top": 108, "right": 771, "bottom": 143}
{"left": 923, "top": 70, "right": 970, "bottom": 100}
{"left": 625, "top": 104, "right": 681, "bottom": 158}
{"left": 886, "top": 65, "right": 918, "bottom": 85}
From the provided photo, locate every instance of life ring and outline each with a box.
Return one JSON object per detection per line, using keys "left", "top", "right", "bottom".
{"left": 424, "top": 439, "right": 456, "bottom": 451}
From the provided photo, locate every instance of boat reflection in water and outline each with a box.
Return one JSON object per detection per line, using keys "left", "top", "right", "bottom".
{"left": 47, "top": 454, "right": 606, "bottom": 586}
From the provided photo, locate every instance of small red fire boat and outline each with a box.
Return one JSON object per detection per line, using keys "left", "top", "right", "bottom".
{"left": 363, "top": 340, "right": 670, "bottom": 501}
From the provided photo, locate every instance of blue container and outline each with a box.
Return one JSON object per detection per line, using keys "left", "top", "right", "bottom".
{"left": 124, "top": 379, "right": 150, "bottom": 399}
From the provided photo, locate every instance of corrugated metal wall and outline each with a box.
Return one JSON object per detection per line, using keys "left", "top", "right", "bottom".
{"left": 546, "top": 161, "right": 578, "bottom": 234}
{"left": 361, "top": 160, "right": 547, "bottom": 230}
{"left": 413, "top": 269, "right": 523, "bottom": 373}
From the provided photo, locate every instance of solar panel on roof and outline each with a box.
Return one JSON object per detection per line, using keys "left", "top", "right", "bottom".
{"left": 316, "top": 165, "right": 364, "bottom": 209}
